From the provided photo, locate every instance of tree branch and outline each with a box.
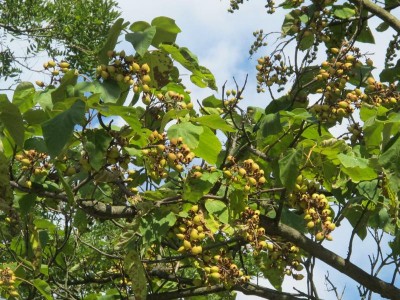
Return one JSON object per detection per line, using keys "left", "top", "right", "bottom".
{"left": 147, "top": 281, "right": 309, "bottom": 300}
{"left": 77, "top": 200, "right": 137, "bottom": 219}
{"left": 350, "top": 0, "right": 400, "bottom": 33}
{"left": 259, "top": 216, "right": 400, "bottom": 300}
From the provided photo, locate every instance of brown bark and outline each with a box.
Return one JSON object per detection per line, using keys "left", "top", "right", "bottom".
{"left": 260, "top": 216, "right": 400, "bottom": 300}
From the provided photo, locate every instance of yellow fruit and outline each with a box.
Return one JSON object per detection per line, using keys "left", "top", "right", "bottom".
{"left": 248, "top": 177, "right": 257, "bottom": 186}
{"left": 59, "top": 61, "right": 70, "bottom": 68}
{"left": 141, "top": 63, "right": 150, "bottom": 73}
{"left": 191, "top": 205, "right": 199, "bottom": 213}
{"left": 190, "top": 229, "right": 199, "bottom": 241}
{"left": 193, "top": 215, "right": 202, "bottom": 225}
{"left": 367, "top": 77, "right": 375, "bottom": 85}
{"left": 142, "top": 74, "right": 151, "bottom": 83}
{"left": 35, "top": 80, "right": 45, "bottom": 87}
{"left": 167, "top": 153, "right": 177, "bottom": 161}
{"left": 315, "top": 232, "right": 324, "bottom": 241}
{"left": 307, "top": 221, "right": 315, "bottom": 229}
{"left": 330, "top": 48, "right": 339, "bottom": 54}
{"left": 132, "top": 63, "right": 140, "bottom": 72}
{"left": 223, "top": 170, "right": 233, "bottom": 178}
{"left": 65, "top": 166, "right": 77, "bottom": 176}
{"left": 183, "top": 239, "right": 192, "bottom": 250}
{"left": 191, "top": 245, "right": 203, "bottom": 255}
{"left": 209, "top": 272, "right": 221, "bottom": 281}
{"left": 210, "top": 266, "right": 219, "bottom": 273}
{"left": 21, "top": 158, "right": 31, "bottom": 166}
{"left": 193, "top": 171, "right": 202, "bottom": 179}
{"left": 176, "top": 233, "right": 185, "bottom": 240}
{"left": 193, "top": 278, "right": 202, "bottom": 286}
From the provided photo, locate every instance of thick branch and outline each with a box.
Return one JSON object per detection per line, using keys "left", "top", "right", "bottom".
{"left": 351, "top": 0, "right": 400, "bottom": 33}
{"left": 260, "top": 216, "right": 400, "bottom": 300}
{"left": 77, "top": 200, "right": 137, "bottom": 219}
{"left": 147, "top": 282, "right": 307, "bottom": 300}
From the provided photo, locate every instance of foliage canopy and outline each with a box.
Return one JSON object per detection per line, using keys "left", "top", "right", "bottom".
{"left": 0, "top": 0, "right": 400, "bottom": 299}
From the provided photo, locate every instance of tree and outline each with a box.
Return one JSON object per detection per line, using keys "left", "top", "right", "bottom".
{"left": 0, "top": 0, "right": 399, "bottom": 299}
{"left": 0, "top": 0, "right": 120, "bottom": 84}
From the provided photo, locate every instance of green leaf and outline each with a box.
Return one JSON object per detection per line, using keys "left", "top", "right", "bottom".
{"left": 139, "top": 209, "right": 177, "bottom": 243}
{"left": 140, "top": 51, "right": 175, "bottom": 89}
{"left": 13, "top": 82, "right": 35, "bottom": 113}
{"left": 281, "top": 208, "right": 307, "bottom": 233}
{"left": 380, "top": 60, "right": 400, "bottom": 82}
{"left": 23, "top": 109, "right": 48, "bottom": 125}
{"left": 333, "top": 5, "right": 356, "bottom": 19}
{"left": 356, "top": 25, "right": 375, "bottom": 44}
{"left": 279, "top": 148, "right": 302, "bottom": 191}
{"left": 0, "top": 95, "right": 25, "bottom": 147}
{"left": 18, "top": 193, "right": 37, "bottom": 215}
{"left": 257, "top": 113, "right": 282, "bottom": 137}
{"left": 98, "top": 18, "right": 126, "bottom": 65}
{"left": 85, "top": 129, "right": 112, "bottom": 171}
{"left": 130, "top": 21, "right": 150, "bottom": 32}
{"left": 35, "top": 88, "right": 55, "bottom": 111}
{"left": 160, "top": 44, "right": 217, "bottom": 90}
{"left": 229, "top": 189, "right": 247, "bottom": 220}
{"left": 125, "top": 250, "right": 147, "bottom": 300}
{"left": 33, "top": 278, "right": 53, "bottom": 300}
{"left": 42, "top": 100, "right": 85, "bottom": 157}
{"left": 160, "top": 109, "right": 189, "bottom": 131}
{"left": 376, "top": 22, "right": 389, "bottom": 32}
{"left": 193, "top": 115, "right": 235, "bottom": 132}
{"left": 94, "top": 80, "right": 121, "bottom": 103}
{"left": 24, "top": 137, "right": 48, "bottom": 153}
{"left": 298, "top": 31, "right": 315, "bottom": 51}
{"left": 379, "top": 133, "right": 400, "bottom": 175}
{"left": 257, "top": 252, "right": 284, "bottom": 290}
{"left": 337, "top": 154, "right": 377, "bottom": 182}
{"left": 356, "top": 180, "right": 380, "bottom": 203}
{"left": 51, "top": 70, "right": 78, "bottom": 103}
{"left": 93, "top": 103, "right": 142, "bottom": 131}
{"left": 126, "top": 26, "right": 157, "bottom": 57}
{"left": 265, "top": 95, "right": 291, "bottom": 114}
{"left": 151, "top": 16, "right": 181, "bottom": 47}
{"left": 183, "top": 171, "right": 221, "bottom": 202}
{"left": 205, "top": 199, "right": 229, "bottom": 224}
{"left": 202, "top": 95, "right": 223, "bottom": 108}
{"left": 193, "top": 126, "right": 221, "bottom": 164}
{"left": 281, "top": 12, "right": 296, "bottom": 35}
{"left": 167, "top": 122, "right": 203, "bottom": 149}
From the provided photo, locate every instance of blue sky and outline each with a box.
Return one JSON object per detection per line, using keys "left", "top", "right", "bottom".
{"left": 116, "top": 1, "right": 400, "bottom": 299}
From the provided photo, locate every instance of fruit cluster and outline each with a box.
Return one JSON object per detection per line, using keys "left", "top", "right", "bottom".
{"left": 155, "top": 91, "right": 194, "bottom": 111}
{"left": 363, "top": 77, "right": 400, "bottom": 108}
{"left": 96, "top": 50, "right": 152, "bottom": 103}
{"left": 249, "top": 29, "right": 267, "bottom": 56}
{"left": 289, "top": 175, "right": 335, "bottom": 241}
{"left": 347, "top": 123, "right": 363, "bottom": 144}
{"left": 223, "top": 89, "right": 243, "bottom": 109}
{"left": 255, "top": 54, "right": 293, "bottom": 93}
{"left": 203, "top": 250, "right": 249, "bottom": 286}
{"left": 14, "top": 150, "right": 50, "bottom": 188}
{"left": 258, "top": 240, "right": 304, "bottom": 280}
{"left": 142, "top": 132, "right": 195, "bottom": 180}
{"left": 224, "top": 157, "right": 266, "bottom": 192}
{"left": 36, "top": 60, "right": 74, "bottom": 87}
{"left": 309, "top": 45, "right": 370, "bottom": 123}
{"left": 0, "top": 267, "right": 18, "bottom": 297}
{"left": 239, "top": 207, "right": 268, "bottom": 253}
{"left": 173, "top": 205, "right": 210, "bottom": 255}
